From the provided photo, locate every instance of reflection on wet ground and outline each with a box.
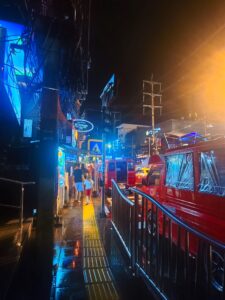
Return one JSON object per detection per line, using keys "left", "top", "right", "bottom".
{"left": 52, "top": 198, "right": 153, "bottom": 300}
{"left": 52, "top": 202, "right": 86, "bottom": 300}
{"left": 95, "top": 199, "right": 154, "bottom": 300}
{"left": 0, "top": 220, "right": 33, "bottom": 300}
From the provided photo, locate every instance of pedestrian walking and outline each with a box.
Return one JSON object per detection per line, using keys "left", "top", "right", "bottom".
{"left": 84, "top": 174, "right": 94, "bottom": 205}
{"left": 81, "top": 163, "right": 89, "bottom": 177}
{"left": 69, "top": 166, "right": 75, "bottom": 203}
{"left": 73, "top": 163, "right": 84, "bottom": 202}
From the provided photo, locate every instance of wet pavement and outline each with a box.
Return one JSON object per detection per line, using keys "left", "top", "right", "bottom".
{"left": 52, "top": 202, "right": 86, "bottom": 300}
{"left": 94, "top": 198, "right": 154, "bottom": 300}
{"left": 0, "top": 219, "right": 33, "bottom": 300}
{"left": 52, "top": 198, "right": 119, "bottom": 300}
{"left": 0, "top": 196, "right": 154, "bottom": 300}
{"left": 52, "top": 197, "right": 154, "bottom": 300}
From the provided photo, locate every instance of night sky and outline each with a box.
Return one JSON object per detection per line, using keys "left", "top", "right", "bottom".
{"left": 87, "top": 0, "right": 225, "bottom": 125}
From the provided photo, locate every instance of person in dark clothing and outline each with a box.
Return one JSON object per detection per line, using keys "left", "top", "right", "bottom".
{"left": 81, "top": 163, "right": 88, "bottom": 177}
{"left": 73, "top": 163, "right": 83, "bottom": 202}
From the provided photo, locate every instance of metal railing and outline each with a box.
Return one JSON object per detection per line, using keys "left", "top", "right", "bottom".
{"left": 0, "top": 177, "right": 35, "bottom": 245}
{"left": 111, "top": 180, "right": 135, "bottom": 261}
{"left": 111, "top": 180, "right": 225, "bottom": 300}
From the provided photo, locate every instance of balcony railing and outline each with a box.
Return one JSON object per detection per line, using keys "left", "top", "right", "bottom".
{"left": 0, "top": 177, "right": 35, "bottom": 245}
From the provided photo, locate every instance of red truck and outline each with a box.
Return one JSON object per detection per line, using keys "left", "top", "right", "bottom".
{"left": 138, "top": 138, "right": 225, "bottom": 291}
{"left": 141, "top": 139, "right": 225, "bottom": 243}
{"left": 102, "top": 158, "right": 135, "bottom": 196}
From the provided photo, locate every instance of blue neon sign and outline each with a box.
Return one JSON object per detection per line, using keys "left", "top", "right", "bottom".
{"left": 73, "top": 119, "right": 94, "bottom": 133}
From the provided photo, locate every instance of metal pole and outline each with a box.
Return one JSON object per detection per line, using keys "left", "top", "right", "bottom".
{"left": 142, "top": 81, "right": 145, "bottom": 115}
{"left": 19, "top": 184, "right": 24, "bottom": 246}
{"left": 131, "top": 136, "right": 133, "bottom": 159}
{"left": 94, "top": 161, "right": 98, "bottom": 195}
{"left": 151, "top": 81, "right": 155, "bottom": 148}
{"left": 101, "top": 133, "right": 106, "bottom": 217}
{"left": 142, "top": 79, "right": 162, "bottom": 154}
{"left": 204, "top": 114, "right": 207, "bottom": 137}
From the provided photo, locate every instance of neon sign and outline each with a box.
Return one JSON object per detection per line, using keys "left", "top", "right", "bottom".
{"left": 73, "top": 119, "right": 94, "bottom": 133}
{"left": 58, "top": 147, "right": 65, "bottom": 187}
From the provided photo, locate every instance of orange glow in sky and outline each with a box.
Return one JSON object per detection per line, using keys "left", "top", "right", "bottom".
{"left": 202, "top": 50, "right": 225, "bottom": 120}
{"left": 177, "top": 49, "right": 225, "bottom": 122}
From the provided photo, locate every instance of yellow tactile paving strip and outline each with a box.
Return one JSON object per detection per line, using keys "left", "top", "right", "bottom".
{"left": 83, "top": 201, "right": 119, "bottom": 300}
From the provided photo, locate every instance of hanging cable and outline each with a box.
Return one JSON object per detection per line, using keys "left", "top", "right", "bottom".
{"left": 86, "top": 0, "right": 92, "bottom": 93}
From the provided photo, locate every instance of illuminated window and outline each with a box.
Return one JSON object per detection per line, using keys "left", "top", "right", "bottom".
{"left": 165, "top": 153, "right": 194, "bottom": 190}
{"left": 199, "top": 149, "right": 225, "bottom": 197}
{"left": 108, "top": 162, "right": 115, "bottom": 171}
{"left": 128, "top": 162, "right": 134, "bottom": 171}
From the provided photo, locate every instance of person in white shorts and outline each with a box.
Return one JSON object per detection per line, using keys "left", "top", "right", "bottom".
{"left": 84, "top": 174, "right": 94, "bottom": 205}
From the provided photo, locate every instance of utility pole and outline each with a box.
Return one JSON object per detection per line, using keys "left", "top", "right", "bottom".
{"left": 100, "top": 98, "right": 110, "bottom": 218}
{"left": 148, "top": 137, "right": 151, "bottom": 157}
{"left": 111, "top": 111, "right": 121, "bottom": 138}
{"left": 37, "top": 34, "right": 59, "bottom": 299}
{"left": 142, "top": 78, "right": 162, "bottom": 152}
{"left": 102, "top": 139, "right": 106, "bottom": 215}
{"left": 100, "top": 75, "right": 115, "bottom": 217}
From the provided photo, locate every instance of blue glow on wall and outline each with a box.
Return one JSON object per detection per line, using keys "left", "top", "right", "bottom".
{"left": 0, "top": 20, "right": 25, "bottom": 124}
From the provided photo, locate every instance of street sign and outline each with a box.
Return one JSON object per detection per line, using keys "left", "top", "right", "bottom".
{"left": 100, "top": 74, "right": 115, "bottom": 100}
{"left": 73, "top": 119, "right": 94, "bottom": 133}
{"left": 88, "top": 139, "right": 103, "bottom": 156}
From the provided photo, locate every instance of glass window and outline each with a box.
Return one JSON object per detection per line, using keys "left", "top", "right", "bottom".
{"left": 165, "top": 153, "right": 194, "bottom": 190}
{"left": 128, "top": 162, "right": 134, "bottom": 171}
{"left": 108, "top": 162, "right": 115, "bottom": 172}
{"left": 199, "top": 149, "right": 225, "bottom": 197}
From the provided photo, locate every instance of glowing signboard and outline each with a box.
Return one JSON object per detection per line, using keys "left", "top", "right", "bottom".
{"left": 100, "top": 74, "right": 115, "bottom": 100}
{"left": 58, "top": 147, "right": 65, "bottom": 187}
{"left": 88, "top": 139, "right": 103, "bottom": 156}
{"left": 73, "top": 119, "right": 94, "bottom": 133}
{"left": 23, "top": 119, "right": 33, "bottom": 138}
